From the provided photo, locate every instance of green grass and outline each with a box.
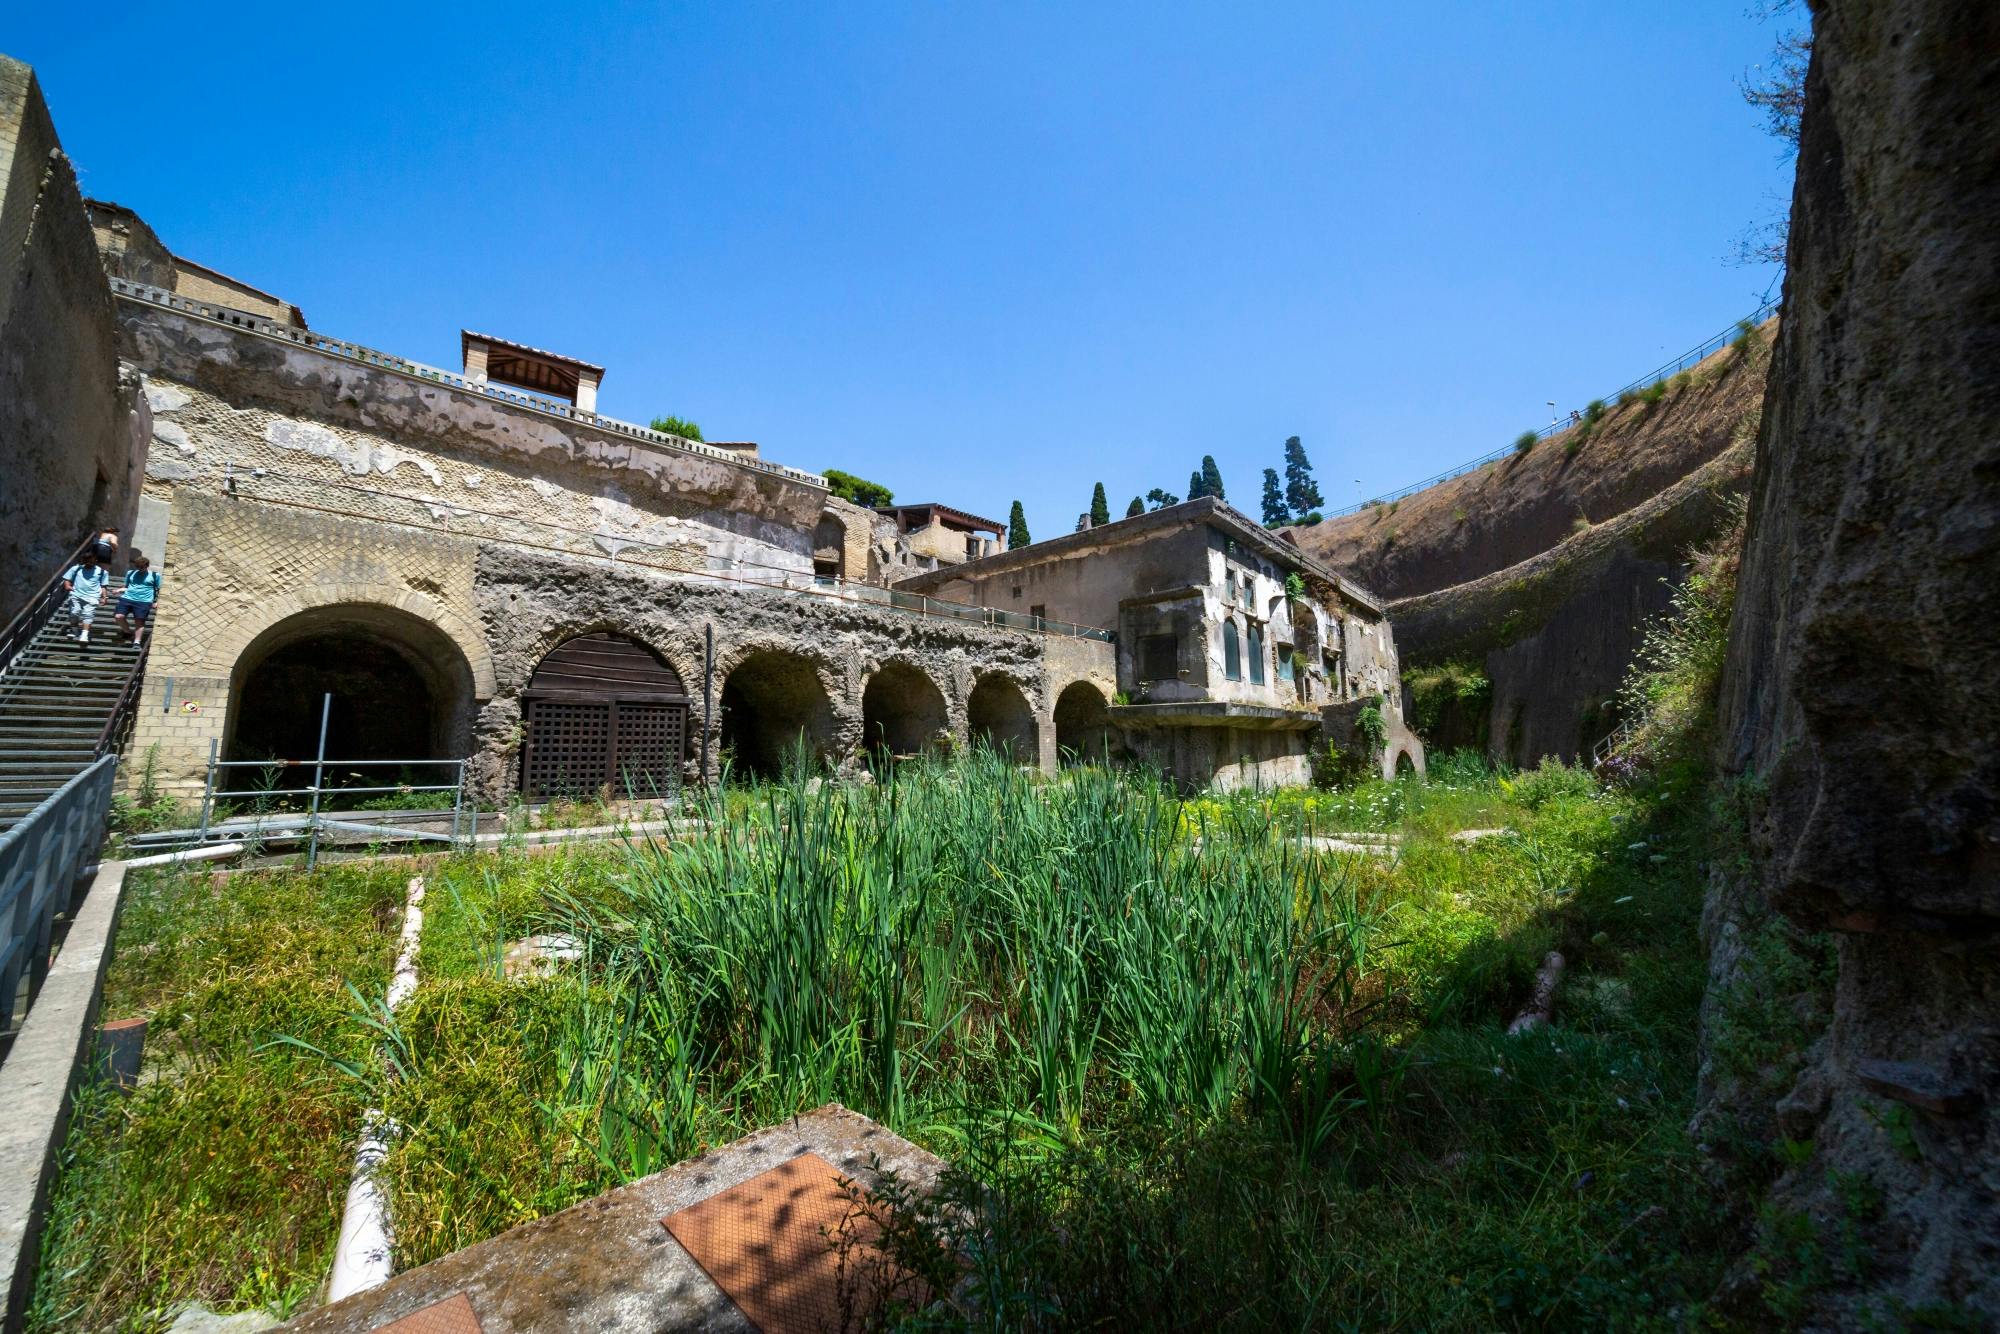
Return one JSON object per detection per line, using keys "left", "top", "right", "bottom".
{"left": 33, "top": 750, "right": 1747, "bottom": 1330}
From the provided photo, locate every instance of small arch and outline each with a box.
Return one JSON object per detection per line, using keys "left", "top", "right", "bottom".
{"left": 1053, "top": 680, "right": 1111, "bottom": 765}
{"left": 861, "top": 661, "right": 949, "bottom": 760}
{"left": 967, "top": 674, "right": 1037, "bottom": 759}
{"left": 1223, "top": 620, "right": 1242, "bottom": 680}
{"left": 225, "top": 602, "right": 477, "bottom": 789}
{"left": 719, "top": 648, "right": 837, "bottom": 779}
{"left": 1395, "top": 749, "right": 1416, "bottom": 776}
{"left": 521, "top": 633, "right": 690, "bottom": 800}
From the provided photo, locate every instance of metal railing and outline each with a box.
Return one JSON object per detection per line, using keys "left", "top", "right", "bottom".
{"left": 214, "top": 465, "right": 1116, "bottom": 643}
{"left": 0, "top": 535, "right": 96, "bottom": 684}
{"left": 106, "top": 278, "right": 827, "bottom": 488}
{"left": 1326, "top": 301, "right": 1779, "bottom": 519}
{"left": 0, "top": 756, "right": 116, "bottom": 1042}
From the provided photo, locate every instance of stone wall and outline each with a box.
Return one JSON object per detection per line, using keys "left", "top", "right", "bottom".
{"left": 1704, "top": 2, "right": 2000, "bottom": 1320}
{"left": 116, "top": 299, "right": 827, "bottom": 570}
{"left": 128, "top": 491, "right": 493, "bottom": 794}
{"left": 469, "top": 545, "right": 1112, "bottom": 801}
{"left": 0, "top": 61, "right": 144, "bottom": 614}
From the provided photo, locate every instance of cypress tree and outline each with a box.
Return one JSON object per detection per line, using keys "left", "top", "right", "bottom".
{"left": 1189, "top": 468, "right": 1206, "bottom": 500}
{"left": 1090, "top": 482, "right": 1110, "bottom": 527}
{"left": 1007, "top": 500, "right": 1031, "bottom": 550}
{"left": 1283, "top": 436, "right": 1325, "bottom": 517}
{"left": 1260, "top": 468, "right": 1288, "bottom": 526}
{"left": 1200, "top": 455, "right": 1226, "bottom": 501}
{"left": 1126, "top": 495, "right": 1145, "bottom": 517}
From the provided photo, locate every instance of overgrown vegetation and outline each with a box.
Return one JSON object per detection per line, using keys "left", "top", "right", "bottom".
{"left": 824, "top": 468, "right": 895, "bottom": 508}
{"left": 646, "top": 414, "right": 703, "bottom": 441}
{"left": 1405, "top": 658, "right": 1491, "bottom": 751}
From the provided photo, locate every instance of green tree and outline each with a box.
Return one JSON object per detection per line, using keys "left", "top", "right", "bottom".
{"left": 1007, "top": 500, "right": 1031, "bottom": 550}
{"left": 1260, "top": 468, "right": 1288, "bottom": 526}
{"left": 823, "top": 468, "right": 895, "bottom": 508}
{"left": 1282, "top": 437, "right": 1324, "bottom": 517}
{"left": 1200, "top": 455, "right": 1226, "bottom": 501}
{"left": 1090, "top": 482, "right": 1110, "bottom": 527}
{"left": 1188, "top": 469, "right": 1206, "bottom": 500}
{"left": 1125, "top": 496, "right": 1145, "bottom": 518}
{"left": 1146, "top": 487, "right": 1180, "bottom": 510}
{"left": 649, "top": 414, "right": 704, "bottom": 441}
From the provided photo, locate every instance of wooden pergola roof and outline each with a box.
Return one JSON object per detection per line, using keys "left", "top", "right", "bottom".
{"left": 462, "top": 330, "right": 606, "bottom": 401}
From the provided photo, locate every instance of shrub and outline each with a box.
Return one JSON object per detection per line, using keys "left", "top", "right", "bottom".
{"left": 1583, "top": 399, "right": 1607, "bottom": 424}
{"left": 1506, "top": 756, "right": 1597, "bottom": 810}
{"left": 648, "top": 414, "right": 703, "bottom": 441}
{"left": 1513, "top": 430, "right": 1538, "bottom": 455}
{"left": 822, "top": 468, "right": 894, "bottom": 508}
{"left": 1616, "top": 388, "right": 1638, "bottom": 408}
{"left": 1298, "top": 511, "right": 1323, "bottom": 526}
{"left": 1671, "top": 370, "right": 1693, "bottom": 392}
{"left": 1571, "top": 515, "right": 1591, "bottom": 535}
{"left": 1732, "top": 318, "right": 1762, "bottom": 356}
{"left": 1405, "top": 661, "right": 1489, "bottom": 745}
{"left": 1564, "top": 437, "right": 1584, "bottom": 458}
{"left": 1452, "top": 507, "right": 1467, "bottom": 523}
{"left": 1639, "top": 380, "right": 1668, "bottom": 406}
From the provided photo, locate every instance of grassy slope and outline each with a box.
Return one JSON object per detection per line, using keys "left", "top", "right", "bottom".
{"left": 1286, "top": 324, "right": 1773, "bottom": 601}
{"left": 33, "top": 760, "right": 1743, "bottom": 1331}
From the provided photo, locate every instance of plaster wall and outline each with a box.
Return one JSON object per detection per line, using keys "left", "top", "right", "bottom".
{"left": 0, "top": 96, "right": 145, "bottom": 613}
{"left": 116, "top": 300, "right": 827, "bottom": 570}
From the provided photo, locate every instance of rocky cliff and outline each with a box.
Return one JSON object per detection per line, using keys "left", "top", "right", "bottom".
{"left": 1290, "top": 332, "right": 1771, "bottom": 601}
{"left": 1705, "top": 0, "right": 2000, "bottom": 1320}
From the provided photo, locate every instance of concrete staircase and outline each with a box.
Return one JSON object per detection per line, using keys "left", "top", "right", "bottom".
{"left": 0, "top": 623, "right": 145, "bottom": 834}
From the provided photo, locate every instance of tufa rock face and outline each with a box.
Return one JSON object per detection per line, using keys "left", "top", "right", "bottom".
{"left": 1708, "top": 0, "right": 2000, "bottom": 1320}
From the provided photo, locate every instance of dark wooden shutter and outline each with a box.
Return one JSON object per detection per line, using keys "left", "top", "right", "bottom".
{"left": 522, "top": 634, "right": 690, "bottom": 799}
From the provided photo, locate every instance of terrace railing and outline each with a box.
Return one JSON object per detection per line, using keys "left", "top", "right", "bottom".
{"left": 0, "top": 756, "right": 116, "bottom": 1045}
{"left": 106, "top": 278, "right": 827, "bottom": 488}
{"left": 1326, "top": 301, "right": 1779, "bottom": 519}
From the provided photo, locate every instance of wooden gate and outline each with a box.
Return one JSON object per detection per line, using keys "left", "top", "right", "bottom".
{"left": 521, "top": 633, "right": 690, "bottom": 800}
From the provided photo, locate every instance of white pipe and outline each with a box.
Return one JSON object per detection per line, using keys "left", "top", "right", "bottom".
{"left": 327, "top": 875, "right": 425, "bottom": 1302}
{"left": 119, "top": 842, "right": 246, "bottom": 869}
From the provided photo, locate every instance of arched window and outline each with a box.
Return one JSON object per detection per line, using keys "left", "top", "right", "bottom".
{"left": 1248, "top": 624, "right": 1266, "bottom": 684}
{"left": 1223, "top": 620, "right": 1242, "bottom": 681}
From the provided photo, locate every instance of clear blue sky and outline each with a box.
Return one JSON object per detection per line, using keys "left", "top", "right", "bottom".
{"left": 13, "top": 3, "right": 1791, "bottom": 537}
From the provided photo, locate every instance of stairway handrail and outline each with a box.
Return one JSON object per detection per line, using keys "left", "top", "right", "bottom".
{"left": 0, "top": 535, "right": 99, "bottom": 677}
{"left": 93, "top": 638, "right": 152, "bottom": 758}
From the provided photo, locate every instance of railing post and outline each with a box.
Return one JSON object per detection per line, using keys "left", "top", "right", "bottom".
{"left": 305, "top": 692, "right": 331, "bottom": 870}
{"left": 196, "top": 739, "right": 218, "bottom": 843}
{"left": 450, "top": 760, "right": 467, "bottom": 851}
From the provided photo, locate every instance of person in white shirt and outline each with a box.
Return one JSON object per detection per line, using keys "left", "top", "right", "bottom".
{"left": 61, "top": 556, "right": 110, "bottom": 645}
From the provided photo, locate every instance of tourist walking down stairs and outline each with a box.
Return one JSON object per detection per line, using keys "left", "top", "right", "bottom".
{"left": 113, "top": 554, "right": 161, "bottom": 646}
{"left": 62, "top": 553, "right": 111, "bottom": 645}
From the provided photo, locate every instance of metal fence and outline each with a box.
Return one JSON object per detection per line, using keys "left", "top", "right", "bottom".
{"left": 1325, "top": 301, "right": 1780, "bottom": 519}
{"left": 0, "top": 756, "right": 116, "bottom": 1041}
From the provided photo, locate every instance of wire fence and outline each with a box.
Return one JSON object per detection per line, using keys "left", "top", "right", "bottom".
{"left": 1323, "top": 301, "right": 1779, "bottom": 519}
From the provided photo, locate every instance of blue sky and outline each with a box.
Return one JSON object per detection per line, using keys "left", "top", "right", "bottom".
{"left": 13, "top": 3, "right": 1791, "bottom": 537}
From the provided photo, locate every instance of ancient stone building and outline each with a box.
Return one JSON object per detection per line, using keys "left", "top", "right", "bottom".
{"left": 899, "top": 499, "right": 1422, "bottom": 790}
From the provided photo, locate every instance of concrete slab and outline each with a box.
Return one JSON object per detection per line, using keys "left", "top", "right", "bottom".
{"left": 0, "top": 861, "right": 128, "bottom": 1333}
{"left": 283, "top": 1104, "right": 944, "bottom": 1334}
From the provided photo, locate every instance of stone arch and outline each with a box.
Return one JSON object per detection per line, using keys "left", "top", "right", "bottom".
{"left": 967, "top": 673, "right": 1038, "bottom": 759}
{"left": 861, "top": 660, "right": 949, "bottom": 760}
{"left": 813, "top": 512, "right": 849, "bottom": 581}
{"left": 1380, "top": 732, "right": 1428, "bottom": 782}
{"left": 224, "top": 601, "right": 479, "bottom": 787}
{"left": 719, "top": 646, "right": 839, "bottom": 779}
{"left": 206, "top": 585, "right": 496, "bottom": 699}
{"left": 515, "top": 619, "right": 700, "bottom": 705}
{"left": 1053, "top": 680, "right": 1112, "bottom": 765}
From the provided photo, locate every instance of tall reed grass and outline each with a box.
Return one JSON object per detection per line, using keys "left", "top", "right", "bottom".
{"left": 542, "top": 751, "right": 1380, "bottom": 1172}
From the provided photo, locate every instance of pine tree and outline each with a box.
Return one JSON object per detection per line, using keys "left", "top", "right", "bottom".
{"left": 1188, "top": 468, "right": 1206, "bottom": 500}
{"left": 1090, "top": 482, "right": 1110, "bottom": 527}
{"left": 1260, "top": 468, "right": 1288, "bottom": 526}
{"left": 1200, "top": 455, "right": 1225, "bottom": 501}
{"left": 1146, "top": 487, "right": 1180, "bottom": 510}
{"left": 1126, "top": 496, "right": 1145, "bottom": 517}
{"left": 1007, "top": 500, "right": 1030, "bottom": 550}
{"left": 1283, "top": 436, "right": 1324, "bottom": 518}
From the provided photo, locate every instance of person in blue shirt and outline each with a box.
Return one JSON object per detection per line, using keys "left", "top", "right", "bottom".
{"left": 113, "top": 554, "right": 162, "bottom": 646}
{"left": 61, "top": 554, "right": 110, "bottom": 645}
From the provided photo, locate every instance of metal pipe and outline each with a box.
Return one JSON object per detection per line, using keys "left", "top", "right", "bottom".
{"left": 305, "top": 693, "right": 331, "bottom": 869}
{"left": 195, "top": 740, "right": 217, "bottom": 843}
